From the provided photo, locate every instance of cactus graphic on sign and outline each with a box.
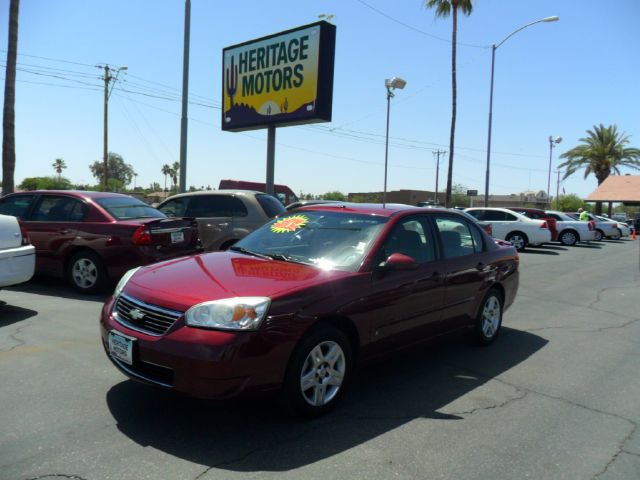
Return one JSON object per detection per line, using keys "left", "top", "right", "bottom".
{"left": 225, "top": 56, "right": 238, "bottom": 107}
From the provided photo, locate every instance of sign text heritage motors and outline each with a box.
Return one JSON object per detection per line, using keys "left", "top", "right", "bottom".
{"left": 221, "top": 21, "right": 336, "bottom": 132}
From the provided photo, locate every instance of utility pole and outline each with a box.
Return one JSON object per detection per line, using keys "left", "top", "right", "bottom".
{"left": 98, "top": 64, "right": 127, "bottom": 191}
{"left": 179, "top": 0, "right": 191, "bottom": 193}
{"left": 555, "top": 169, "right": 562, "bottom": 209}
{"left": 432, "top": 150, "right": 446, "bottom": 204}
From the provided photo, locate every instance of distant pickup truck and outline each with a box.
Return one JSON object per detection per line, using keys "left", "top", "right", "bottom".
{"left": 218, "top": 179, "right": 299, "bottom": 206}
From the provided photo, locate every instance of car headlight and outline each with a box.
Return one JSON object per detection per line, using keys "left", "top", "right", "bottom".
{"left": 114, "top": 267, "right": 141, "bottom": 297}
{"left": 185, "top": 297, "right": 271, "bottom": 331}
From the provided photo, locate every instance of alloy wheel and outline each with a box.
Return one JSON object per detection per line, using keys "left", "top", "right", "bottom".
{"left": 72, "top": 258, "right": 98, "bottom": 289}
{"left": 482, "top": 295, "right": 501, "bottom": 339}
{"left": 300, "top": 340, "right": 346, "bottom": 407}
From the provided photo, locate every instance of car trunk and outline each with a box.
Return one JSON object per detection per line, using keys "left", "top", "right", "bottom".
{"left": 124, "top": 217, "right": 201, "bottom": 251}
{"left": 0, "top": 216, "right": 22, "bottom": 250}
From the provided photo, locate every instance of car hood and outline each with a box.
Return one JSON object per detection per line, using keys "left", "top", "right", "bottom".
{"left": 123, "top": 251, "right": 354, "bottom": 312}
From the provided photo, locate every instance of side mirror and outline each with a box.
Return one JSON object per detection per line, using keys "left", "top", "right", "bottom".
{"left": 380, "top": 252, "right": 418, "bottom": 271}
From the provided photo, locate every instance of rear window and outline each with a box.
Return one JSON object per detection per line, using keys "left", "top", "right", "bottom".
{"left": 0, "top": 195, "right": 34, "bottom": 219}
{"left": 256, "top": 194, "right": 286, "bottom": 218}
{"left": 96, "top": 197, "right": 165, "bottom": 220}
{"left": 186, "top": 195, "right": 248, "bottom": 217}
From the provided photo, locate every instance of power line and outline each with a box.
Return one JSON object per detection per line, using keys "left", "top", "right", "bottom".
{"left": 355, "top": 0, "right": 488, "bottom": 49}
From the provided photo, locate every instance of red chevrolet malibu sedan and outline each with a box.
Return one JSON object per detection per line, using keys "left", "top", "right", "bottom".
{"left": 0, "top": 190, "right": 201, "bottom": 293}
{"left": 101, "top": 204, "right": 519, "bottom": 415}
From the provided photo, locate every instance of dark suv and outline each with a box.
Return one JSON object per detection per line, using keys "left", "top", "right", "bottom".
{"left": 157, "top": 190, "right": 285, "bottom": 251}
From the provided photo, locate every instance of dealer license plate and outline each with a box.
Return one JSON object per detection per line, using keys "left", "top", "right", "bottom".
{"left": 108, "top": 331, "right": 134, "bottom": 365}
{"left": 171, "top": 231, "right": 184, "bottom": 244}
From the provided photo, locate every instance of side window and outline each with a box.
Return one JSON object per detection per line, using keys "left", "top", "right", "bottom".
{"left": 465, "top": 210, "right": 483, "bottom": 220}
{"left": 548, "top": 213, "right": 562, "bottom": 221}
{"left": 187, "top": 195, "right": 248, "bottom": 217}
{"left": 382, "top": 218, "right": 435, "bottom": 264}
{"left": 434, "top": 216, "right": 477, "bottom": 258}
{"left": 469, "top": 224, "right": 485, "bottom": 253}
{"left": 31, "top": 196, "right": 87, "bottom": 222}
{"left": 159, "top": 198, "right": 189, "bottom": 217}
{"left": 504, "top": 212, "right": 518, "bottom": 221}
{"left": 0, "top": 195, "right": 34, "bottom": 219}
{"left": 483, "top": 210, "right": 507, "bottom": 221}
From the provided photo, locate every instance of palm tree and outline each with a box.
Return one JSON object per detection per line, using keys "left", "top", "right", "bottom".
{"left": 161, "top": 164, "right": 171, "bottom": 192}
{"left": 2, "top": 0, "right": 20, "bottom": 195}
{"left": 559, "top": 124, "right": 640, "bottom": 185}
{"left": 425, "top": 0, "right": 474, "bottom": 207}
{"left": 171, "top": 161, "right": 180, "bottom": 193}
{"left": 52, "top": 158, "right": 67, "bottom": 180}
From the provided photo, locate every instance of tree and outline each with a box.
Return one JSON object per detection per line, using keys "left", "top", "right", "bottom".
{"left": 52, "top": 158, "right": 67, "bottom": 179}
{"left": 170, "top": 161, "right": 180, "bottom": 193}
{"left": 559, "top": 124, "right": 640, "bottom": 185}
{"left": 425, "top": 0, "right": 474, "bottom": 208}
{"left": 2, "top": 0, "right": 20, "bottom": 195}
{"left": 450, "top": 183, "right": 471, "bottom": 208}
{"left": 161, "top": 164, "right": 171, "bottom": 192}
{"left": 19, "top": 176, "right": 72, "bottom": 191}
{"left": 551, "top": 193, "right": 584, "bottom": 212}
{"left": 89, "top": 152, "right": 134, "bottom": 189}
{"left": 322, "top": 191, "right": 347, "bottom": 201}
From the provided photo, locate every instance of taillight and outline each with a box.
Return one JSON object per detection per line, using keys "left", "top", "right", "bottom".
{"left": 484, "top": 224, "right": 492, "bottom": 236}
{"left": 18, "top": 220, "right": 30, "bottom": 245}
{"left": 132, "top": 226, "right": 152, "bottom": 245}
{"left": 540, "top": 221, "right": 548, "bottom": 229}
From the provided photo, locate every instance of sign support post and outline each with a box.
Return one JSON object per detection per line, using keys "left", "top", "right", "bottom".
{"left": 266, "top": 126, "right": 276, "bottom": 196}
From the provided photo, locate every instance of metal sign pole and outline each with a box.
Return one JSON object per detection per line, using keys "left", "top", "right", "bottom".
{"left": 266, "top": 125, "right": 276, "bottom": 196}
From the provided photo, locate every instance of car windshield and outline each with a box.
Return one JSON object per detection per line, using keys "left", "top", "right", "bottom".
{"left": 232, "top": 210, "right": 388, "bottom": 272}
{"left": 96, "top": 197, "right": 165, "bottom": 220}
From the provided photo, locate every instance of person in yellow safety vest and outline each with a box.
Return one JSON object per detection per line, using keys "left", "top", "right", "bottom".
{"left": 578, "top": 207, "right": 590, "bottom": 222}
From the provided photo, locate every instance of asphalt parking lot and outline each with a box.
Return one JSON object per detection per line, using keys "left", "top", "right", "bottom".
{"left": 1, "top": 239, "right": 639, "bottom": 480}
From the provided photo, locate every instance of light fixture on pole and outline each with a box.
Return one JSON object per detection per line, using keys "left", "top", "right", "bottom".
{"left": 547, "top": 135, "right": 562, "bottom": 207}
{"left": 483, "top": 16, "right": 559, "bottom": 207}
{"left": 383, "top": 77, "right": 406, "bottom": 208}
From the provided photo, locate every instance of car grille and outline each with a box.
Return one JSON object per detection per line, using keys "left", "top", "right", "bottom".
{"left": 114, "top": 293, "right": 182, "bottom": 336}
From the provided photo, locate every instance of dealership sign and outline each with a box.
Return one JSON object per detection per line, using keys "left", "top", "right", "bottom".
{"left": 222, "top": 21, "right": 336, "bottom": 132}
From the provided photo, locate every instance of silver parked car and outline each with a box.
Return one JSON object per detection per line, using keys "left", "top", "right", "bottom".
{"left": 157, "top": 190, "right": 285, "bottom": 251}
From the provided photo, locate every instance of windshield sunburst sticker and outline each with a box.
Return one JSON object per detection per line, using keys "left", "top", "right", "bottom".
{"left": 271, "top": 215, "right": 309, "bottom": 233}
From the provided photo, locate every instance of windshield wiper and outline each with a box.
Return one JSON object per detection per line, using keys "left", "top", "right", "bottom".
{"left": 264, "top": 253, "right": 310, "bottom": 265}
{"left": 229, "top": 246, "right": 272, "bottom": 260}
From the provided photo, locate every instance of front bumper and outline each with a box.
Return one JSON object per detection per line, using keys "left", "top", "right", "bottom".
{"left": 99, "top": 296, "right": 295, "bottom": 399}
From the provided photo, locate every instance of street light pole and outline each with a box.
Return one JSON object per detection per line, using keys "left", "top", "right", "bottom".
{"left": 382, "top": 77, "right": 406, "bottom": 208}
{"left": 483, "top": 16, "right": 559, "bottom": 207}
{"left": 547, "top": 136, "right": 562, "bottom": 207}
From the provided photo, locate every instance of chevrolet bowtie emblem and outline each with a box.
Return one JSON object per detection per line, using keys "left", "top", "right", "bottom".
{"left": 129, "top": 308, "right": 145, "bottom": 320}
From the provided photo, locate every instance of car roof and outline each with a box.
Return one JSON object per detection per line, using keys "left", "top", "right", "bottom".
{"left": 161, "top": 189, "right": 262, "bottom": 201}
{"left": 295, "top": 202, "right": 458, "bottom": 218}
{"left": 10, "top": 190, "right": 136, "bottom": 199}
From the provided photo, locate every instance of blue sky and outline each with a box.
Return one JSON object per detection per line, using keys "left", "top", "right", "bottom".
{"left": 1, "top": 0, "right": 638, "bottom": 198}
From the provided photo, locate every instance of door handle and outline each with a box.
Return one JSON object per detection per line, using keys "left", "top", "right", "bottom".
{"left": 58, "top": 229, "right": 72, "bottom": 234}
{"left": 217, "top": 222, "right": 229, "bottom": 227}
{"left": 475, "top": 262, "right": 486, "bottom": 271}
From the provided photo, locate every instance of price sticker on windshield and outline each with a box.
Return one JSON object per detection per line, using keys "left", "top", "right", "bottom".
{"left": 271, "top": 215, "right": 308, "bottom": 233}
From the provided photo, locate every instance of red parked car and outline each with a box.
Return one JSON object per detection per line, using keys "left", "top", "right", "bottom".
{"left": 505, "top": 207, "right": 558, "bottom": 241}
{"left": 0, "top": 191, "right": 201, "bottom": 293}
{"left": 101, "top": 204, "right": 519, "bottom": 416}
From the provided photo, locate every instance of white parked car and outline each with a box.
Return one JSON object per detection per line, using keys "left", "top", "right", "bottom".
{"left": 464, "top": 207, "right": 551, "bottom": 251}
{"left": 0, "top": 214, "right": 35, "bottom": 289}
{"left": 566, "top": 212, "right": 619, "bottom": 240}
{"left": 595, "top": 215, "right": 630, "bottom": 238}
{"left": 544, "top": 210, "right": 598, "bottom": 245}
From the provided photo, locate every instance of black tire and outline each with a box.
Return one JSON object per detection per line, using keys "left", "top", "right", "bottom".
{"left": 594, "top": 229, "right": 604, "bottom": 241}
{"left": 282, "top": 324, "right": 353, "bottom": 417}
{"left": 66, "top": 250, "right": 108, "bottom": 294}
{"left": 505, "top": 232, "right": 527, "bottom": 252}
{"left": 559, "top": 229, "right": 578, "bottom": 246}
{"left": 475, "top": 288, "right": 503, "bottom": 345}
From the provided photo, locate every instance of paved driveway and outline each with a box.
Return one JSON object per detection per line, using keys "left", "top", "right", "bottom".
{"left": 1, "top": 239, "right": 639, "bottom": 479}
